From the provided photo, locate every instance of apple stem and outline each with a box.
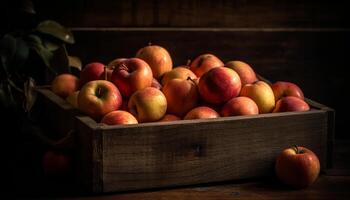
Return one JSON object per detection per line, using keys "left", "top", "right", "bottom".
{"left": 148, "top": 42, "right": 152, "bottom": 46}
{"left": 119, "top": 63, "right": 129, "bottom": 72}
{"left": 293, "top": 145, "right": 299, "bottom": 154}
{"left": 187, "top": 76, "right": 196, "bottom": 84}
{"left": 97, "top": 87, "right": 102, "bottom": 98}
{"left": 186, "top": 59, "right": 191, "bottom": 66}
{"left": 104, "top": 66, "right": 108, "bottom": 80}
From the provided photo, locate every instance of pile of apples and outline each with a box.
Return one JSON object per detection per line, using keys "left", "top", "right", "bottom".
{"left": 51, "top": 44, "right": 310, "bottom": 125}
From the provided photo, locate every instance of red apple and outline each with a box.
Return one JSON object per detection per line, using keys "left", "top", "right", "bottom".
{"left": 162, "top": 77, "right": 199, "bottom": 117}
{"left": 51, "top": 74, "right": 79, "bottom": 98}
{"left": 101, "top": 110, "right": 138, "bottom": 125}
{"left": 128, "top": 87, "right": 167, "bottom": 123}
{"left": 272, "top": 81, "right": 305, "bottom": 101}
{"left": 275, "top": 146, "right": 320, "bottom": 188}
{"left": 225, "top": 61, "right": 258, "bottom": 86}
{"left": 273, "top": 96, "right": 310, "bottom": 113}
{"left": 161, "top": 66, "right": 197, "bottom": 86}
{"left": 42, "top": 150, "right": 71, "bottom": 177}
{"left": 198, "top": 67, "right": 241, "bottom": 105}
{"left": 79, "top": 62, "right": 105, "bottom": 87}
{"left": 220, "top": 96, "right": 259, "bottom": 117}
{"left": 78, "top": 80, "right": 122, "bottom": 120}
{"left": 151, "top": 78, "right": 162, "bottom": 90}
{"left": 107, "top": 58, "right": 127, "bottom": 69}
{"left": 135, "top": 44, "right": 173, "bottom": 79}
{"left": 157, "top": 114, "right": 181, "bottom": 122}
{"left": 189, "top": 54, "right": 224, "bottom": 77}
{"left": 111, "top": 58, "right": 153, "bottom": 98}
{"left": 240, "top": 81, "right": 275, "bottom": 114}
{"left": 184, "top": 106, "right": 220, "bottom": 120}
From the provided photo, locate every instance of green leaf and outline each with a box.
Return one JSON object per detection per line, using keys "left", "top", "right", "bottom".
{"left": 50, "top": 44, "right": 70, "bottom": 75}
{"left": 23, "top": 77, "right": 37, "bottom": 112}
{"left": 13, "top": 38, "right": 30, "bottom": 72}
{"left": 27, "top": 34, "right": 55, "bottom": 73}
{"left": 36, "top": 20, "right": 75, "bottom": 44}
{"left": 68, "top": 56, "right": 82, "bottom": 71}
{"left": 43, "top": 39, "right": 60, "bottom": 51}
{"left": 0, "top": 35, "right": 17, "bottom": 74}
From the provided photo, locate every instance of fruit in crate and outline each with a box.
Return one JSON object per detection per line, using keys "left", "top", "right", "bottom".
{"left": 161, "top": 66, "right": 197, "bottom": 86}
{"left": 128, "top": 87, "right": 167, "bottom": 122}
{"left": 158, "top": 114, "right": 181, "bottom": 122}
{"left": 78, "top": 80, "right": 122, "bottom": 120}
{"left": 273, "top": 96, "right": 310, "bottom": 113}
{"left": 275, "top": 146, "right": 320, "bottom": 188}
{"left": 225, "top": 61, "right": 258, "bottom": 86}
{"left": 110, "top": 58, "right": 153, "bottom": 98}
{"left": 136, "top": 44, "right": 173, "bottom": 79}
{"left": 79, "top": 62, "right": 105, "bottom": 86}
{"left": 240, "top": 81, "right": 275, "bottom": 114}
{"left": 189, "top": 53, "right": 224, "bottom": 77}
{"left": 151, "top": 78, "right": 162, "bottom": 90}
{"left": 162, "top": 77, "right": 199, "bottom": 117}
{"left": 51, "top": 74, "right": 79, "bottom": 98}
{"left": 66, "top": 90, "right": 79, "bottom": 108}
{"left": 184, "top": 106, "right": 220, "bottom": 120}
{"left": 101, "top": 110, "right": 138, "bottom": 125}
{"left": 271, "top": 81, "right": 305, "bottom": 101}
{"left": 198, "top": 67, "right": 241, "bottom": 105}
{"left": 220, "top": 96, "right": 259, "bottom": 117}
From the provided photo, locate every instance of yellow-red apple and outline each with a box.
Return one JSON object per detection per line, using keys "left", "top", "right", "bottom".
{"left": 220, "top": 96, "right": 259, "bottom": 117}
{"left": 78, "top": 80, "right": 122, "bottom": 120}
{"left": 135, "top": 44, "right": 173, "bottom": 79}
{"left": 184, "top": 106, "right": 220, "bottom": 120}
{"left": 275, "top": 146, "right": 320, "bottom": 189}
{"left": 273, "top": 96, "right": 310, "bottom": 113}
{"left": 128, "top": 87, "right": 167, "bottom": 122}
{"left": 151, "top": 78, "right": 162, "bottom": 90}
{"left": 198, "top": 67, "right": 241, "bottom": 105}
{"left": 271, "top": 81, "right": 305, "bottom": 101}
{"left": 158, "top": 114, "right": 181, "bottom": 122}
{"left": 51, "top": 73, "right": 79, "bottom": 98}
{"left": 225, "top": 61, "right": 258, "bottom": 86}
{"left": 111, "top": 58, "right": 153, "bottom": 98}
{"left": 240, "top": 81, "right": 275, "bottom": 114}
{"left": 161, "top": 67, "right": 197, "bottom": 86}
{"left": 189, "top": 54, "right": 224, "bottom": 77}
{"left": 162, "top": 78, "right": 199, "bottom": 117}
{"left": 101, "top": 110, "right": 138, "bottom": 125}
{"left": 79, "top": 62, "right": 105, "bottom": 87}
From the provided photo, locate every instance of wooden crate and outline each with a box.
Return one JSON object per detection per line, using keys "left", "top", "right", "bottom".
{"left": 35, "top": 87, "right": 334, "bottom": 193}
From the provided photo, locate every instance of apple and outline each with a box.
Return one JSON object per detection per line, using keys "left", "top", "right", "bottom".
{"left": 220, "top": 96, "right": 259, "bottom": 117}
{"left": 271, "top": 81, "right": 305, "bottom": 101}
{"left": 151, "top": 78, "right": 162, "bottom": 90}
{"left": 99, "top": 66, "right": 113, "bottom": 81}
{"left": 273, "top": 96, "right": 310, "bottom": 113}
{"left": 275, "top": 146, "right": 320, "bottom": 188}
{"left": 79, "top": 62, "right": 105, "bottom": 87}
{"left": 110, "top": 58, "right": 153, "bottom": 98}
{"left": 101, "top": 110, "right": 138, "bottom": 125}
{"left": 42, "top": 150, "right": 71, "bottom": 177}
{"left": 161, "top": 66, "right": 197, "bottom": 86}
{"left": 128, "top": 87, "right": 167, "bottom": 123}
{"left": 66, "top": 90, "right": 79, "bottom": 108}
{"left": 107, "top": 58, "right": 127, "bottom": 69}
{"left": 135, "top": 44, "right": 173, "bottom": 79}
{"left": 225, "top": 61, "right": 258, "bottom": 86}
{"left": 198, "top": 67, "right": 241, "bottom": 105}
{"left": 184, "top": 106, "right": 220, "bottom": 120}
{"left": 189, "top": 53, "right": 224, "bottom": 77}
{"left": 51, "top": 73, "right": 79, "bottom": 98}
{"left": 78, "top": 80, "right": 122, "bottom": 120}
{"left": 162, "top": 77, "right": 199, "bottom": 117}
{"left": 158, "top": 114, "right": 181, "bottom": 122}
{"left": 240, "top": 81, "right": 275, "bottom": 114}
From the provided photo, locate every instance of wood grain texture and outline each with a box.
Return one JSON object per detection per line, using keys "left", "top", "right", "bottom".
{"left": 33, "top": 0, "right": 349, "bottom": 28}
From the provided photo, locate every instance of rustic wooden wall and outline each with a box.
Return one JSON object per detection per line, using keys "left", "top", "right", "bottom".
{"left": 31, "top": 0, "right": 349, "bottom": 139}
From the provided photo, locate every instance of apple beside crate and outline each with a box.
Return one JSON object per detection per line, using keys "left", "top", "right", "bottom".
{"left": 35, "top": 87, "right": 334, "bottom": 193}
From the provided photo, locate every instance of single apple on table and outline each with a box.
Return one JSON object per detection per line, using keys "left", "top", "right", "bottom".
{"left": 79, "top": 62, "right": 105, "bottom": 87}
{"left": 128, "top": 87, "right": 167, "bottom": 123}
{"left": 42, "top": 150, "right": 71, "bottom": 177}
{"left": 162, "top": 77, "right": 199, "bottom": 117}
{"left": 161, "top": 66, "right": 197, "bottom": 86}
{"left": 135, "top": 44, "right": 173, "bottom": 79}
{"left": 271, "top": 81, "right": 305, "bottom": 101}
{"left": 78, "top": 80, "right": 122, "bottom": 120}
{"left": 66, "top": 90, "right": 79, "bottom": 108}
{"left": 51, "top": 73, "right": 79, "bottom": 98}
{"left": 220, "top": 96, "right": 259, "bottom": 117}
{"left": 198, "top": 67, "right": 241, "bottom": 105}
{"left": 110, "top": 58, "right": 153, "bottom": 98}
{"left": 189, "top": 53, "right": 224, "bottom": 77}
{"left": 184, "top": 106, "right": 220, "bottom": 120}
{"left": 273, "top": 96, "right": 310, "bottom": 113}
{"left": 101, "top": 110, "right": 138, "bottom": 125}
{"left": 275, "top": 145, "right": 320, "bottom": 189}
{"left": 240, "top": 81, "right": 275, "bottom": 114}
{"left": 157, "top": 114, "right": 181, "bottom": 122}
{"left": 225, "top": 60, "right": 258, "bottom": 86}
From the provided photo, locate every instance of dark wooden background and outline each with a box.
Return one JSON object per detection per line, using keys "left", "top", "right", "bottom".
{"left": 3, "top": 0, "right": 349, "bottom": 140}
